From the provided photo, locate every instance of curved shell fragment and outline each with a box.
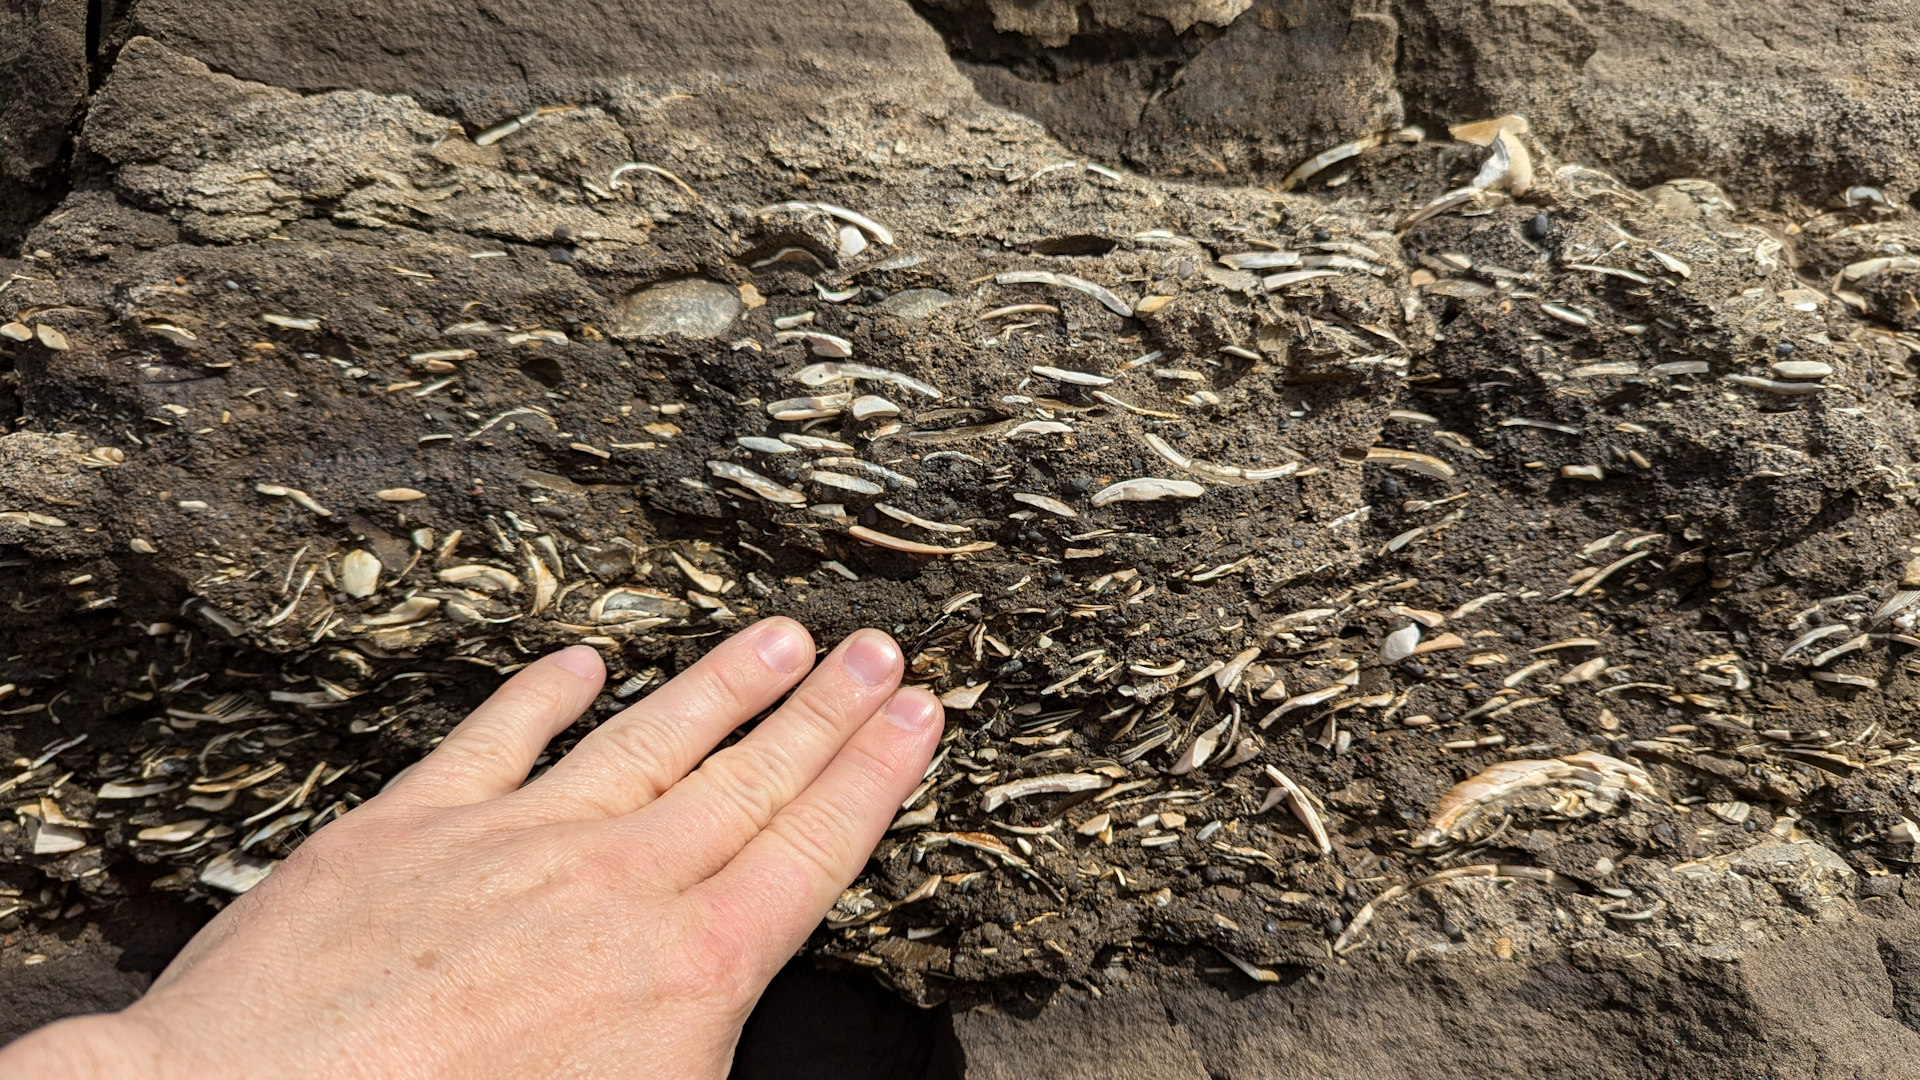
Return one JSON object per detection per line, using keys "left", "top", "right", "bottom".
{"left": 994, "top": 271, "right": 1133, "bottom": 317}
{"left": 707, "top": 461, "right": 807, "bottom": 504}
{"left": 1090, "top": 478, "right": 1204, "bottom": 507}
{"left": 754, "top": 201, "right": 895, "bottom": 246}
{"left": 767, "top": 393, "right": 852, "bottom": 420}
{"left": 1013, "top": 492, "right": 1078, "bottom": 518}
{"left": 776, "top": 330, "right": 854, "bottom": 358}
{"left": 981, "top": 772, "right": 1110, "bottom": 812}
{"left": 1414, "top": 751, "right": 1653, "bottom": 848}
{"left": 437, "top": 564, "right": 522, "bottom": 593}
{"left": 848, "top": 525, "right": 996, "bottom": 555}
{"left": 359, "top": 596, "right": 440, "bottom": 628}
{"left": 589, "top": 587, "right": 691, "bottom": 623}
{"left": 1031, "top": 365, "right": 1115, "bottom": 387}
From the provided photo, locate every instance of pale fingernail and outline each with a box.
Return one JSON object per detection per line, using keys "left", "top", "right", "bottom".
{"left": 843, "top": 630, "right": 900, "bottom": 688}
{"left": 756, "top": 621, "right": 812, "bottom": 673}
{"left": 551, "top": 645, "right": 604, "bottom": 680}
{"left": 885, "top": 690, "right": 941, "bottom": 731}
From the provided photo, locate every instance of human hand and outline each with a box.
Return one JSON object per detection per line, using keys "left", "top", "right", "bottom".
{"left": 0, "top": 620, "right": 943, "bottom": 1078}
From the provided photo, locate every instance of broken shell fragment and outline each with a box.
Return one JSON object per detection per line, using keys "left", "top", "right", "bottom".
{"left": 262, "top": 314, "right": 321, "bottom": 331}
{"left": 767, "top": 393, "right": 852, "bottom": 420}
{"left": 1380, "top": 624, "right": 1421, "bottom": 663}
{"left": 589, "top": 587, "right": 691, "bottom": 623}
{"left": 375, "top": 487, "right": 428, "bottom": 502}
{"left": 1262, "top": 765, "right": 1331, "bottom": 856}
{"left": 981, "top": 772, "right": 1110, "bottom": 811}
{"left": 994, "top": 271, "right": 1133, "bottom": 317}
{"left": 1168, "top": 716, "right": 1231, "bottom": 775}
{"left": 707, "top": 461, "right": 807, "bottom": 504}
{"left": 437, "top": 564, "right": 522, "bottom": 593}
{"left": 850, "top": 395, "right": 900, "bottom": 421}
{"left": 1414, "top": 752, "right": 1653, "bottom": 847}
{"left": 1770, "top": 360, "right": 1832, "bottom": 380}
{"left": 1363, "top": 447, "right": 1456, "bottom": 479}
{"left": 848, "top": 526, "right": 997, "bottom": 556}
{"left": 755, "top": 201, "right": 895, "bottom": 245}
{"left": 339, "top": 549, "right": 382, "bottom": 598}
{"left": 0, "top": 321, "right": 31, "bottom": 342}
{"left": 1013, "top": 492, "right": 1078, "bottom": 518}
{"left": 1031, "top": 365, "right": 1115, "bottom": 387}
{"left": 941, "top": 683, "right": 989, "bottom": 710}
{"left": 775, "top": 330, "right": 854, "bottom": 358}
{"left": 1090, "top": 478, "right": 1205, "bottom": 507}
{"left": 359, "top": 596, "right": 440, "bottom": 627}
{"left": 199, "top": 849, "right": 275, "bottom": 894}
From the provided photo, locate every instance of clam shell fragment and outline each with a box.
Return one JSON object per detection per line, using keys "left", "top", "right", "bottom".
{"left": 1090, "top": 478, "right": 1204, "bottom": 507}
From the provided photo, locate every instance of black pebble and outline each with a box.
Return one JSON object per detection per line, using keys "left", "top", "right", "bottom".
{"left": 1775, "top": 341, "right": 1796, "bottom": 357}
{"left": 1526, "top": 213, "right": 1551, "bottom": 239}
{"left": 552, "top": 224, "right": 573, "bottom": 243}
{"left": 549, "top": 246, "right": 575, "bottom": 264}
{"left": 1312, "top": 228, "right": 1332, "bottom": 242}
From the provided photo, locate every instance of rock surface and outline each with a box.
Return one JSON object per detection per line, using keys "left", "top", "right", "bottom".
{"left": 6, "top": 1, "right": 1920, "bottom": 1076}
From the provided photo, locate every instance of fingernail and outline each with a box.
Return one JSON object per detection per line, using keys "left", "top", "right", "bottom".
{"left": 885, "top": 690, "right": 941, "bottom": 731}
{"left": 551, "top": 645, "right": 603, "bottom": 680}
{"left": 842, "top": 631, "right": 900, "bottom": 688}
{"left": 756, "top": 621, "right": 812, "bottom": 673}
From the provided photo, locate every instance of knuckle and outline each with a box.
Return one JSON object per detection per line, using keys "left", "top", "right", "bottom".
{"left": 698, "top": 746, "right": 790, "bottom": 827}
{"left": 582, "top": 718, "right": 677, "bottom": 798}
{"left": 769, "top": 801, "right": 857, "bottom": 886}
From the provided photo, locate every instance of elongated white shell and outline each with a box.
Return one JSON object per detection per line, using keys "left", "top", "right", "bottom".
{"left": 707, "top": 461, "right": 807, "bottom": 504}
{"left": 980, "top": 772, "right": 1110, "bottom": 811}
{"left": 1090, "top": 478, "right": 1205, "bottom": 507}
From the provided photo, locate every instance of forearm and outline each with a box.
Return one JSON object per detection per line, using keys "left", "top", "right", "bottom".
{"left": 0, "top": 1014, "right": 165, "bottom": 1079}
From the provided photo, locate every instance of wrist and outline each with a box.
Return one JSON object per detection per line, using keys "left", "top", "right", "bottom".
{"left": 0, "top": 1012, "right": 170, "bottom": 1079}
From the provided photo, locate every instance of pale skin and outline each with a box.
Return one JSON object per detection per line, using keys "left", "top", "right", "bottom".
{"left": 0, "top": 619, "right": 943, "bottom": 1078}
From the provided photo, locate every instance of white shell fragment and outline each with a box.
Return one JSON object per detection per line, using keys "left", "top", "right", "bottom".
{"left": 339, "top": 549, "right": 381, "bottom": 598}
{"left": 1219, "top": 251, "right": 1302, "bottom": 271}
{"left": 1380, "top": 624, "right": 1421, "bottom": 663}
{"left": 1090, "top": 478, "right": 1205, "bottom": 507}
{"left": 793, "top": 362, "right": 942, "bottom": 399}
{"left": 738, "top": 436, "right": 797, "bottom": 454}
{"left": 1031, "top": 365, "right": 1115, "bottom": 387}
{"left": 437, "top": 564, "right": 522, "bottom": 593}
{"left": 359, "top": 596, "right": 440, "bottom": 627}
{"left": 707, "top": 461, "right": 807, "bottom": 504}
{"left": 1262, "top": 765, "right": 1331, "bottom": 856}
{"left": 262, "top": 314, "right": 321, "bottom": 331}
{"left": 199, "top": 849, "right": 276, "bottom": 894}
{"left": 1012, "top": 493, "right": 1078, "bottom": 518}
{"left": 877, "top": 503, "right": 972, "bottom": 535}
{"left": 1168, "top": 716, "right": 1231, "bottom": 775}
{"left": 995, "top": 271, "right": 1133, "bottom": 317}
{"left": 1280, "top": 131, "right": 1384, "bottom": 190}
{"left": 848, "top": 525, "right": 996, "bottom": 556}
{"left": 755, "top": 201, "right": 895, "bottom": 246}
{"left": 809, "top": 470, "right": 884, "bottom": 496}
{"left": 588, "top": 587, "right": 689, "bottom": 624}
{"left": 850, "top": 395, "right": 900, "bottom": 420}
{"left": 766, "top": 393, "right": 852, "bottom": 420}
{"left": 1414, "top": 752, "right": 1654, "bottom": 847}
{"left": 776, "top": 330, "right": 854, "bottom": 358}
{"left": 981, "top": 772, "right": 1110, "bottom": 811}
{"left": 30, "top": 819, "right": 88, "bottom": 855}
